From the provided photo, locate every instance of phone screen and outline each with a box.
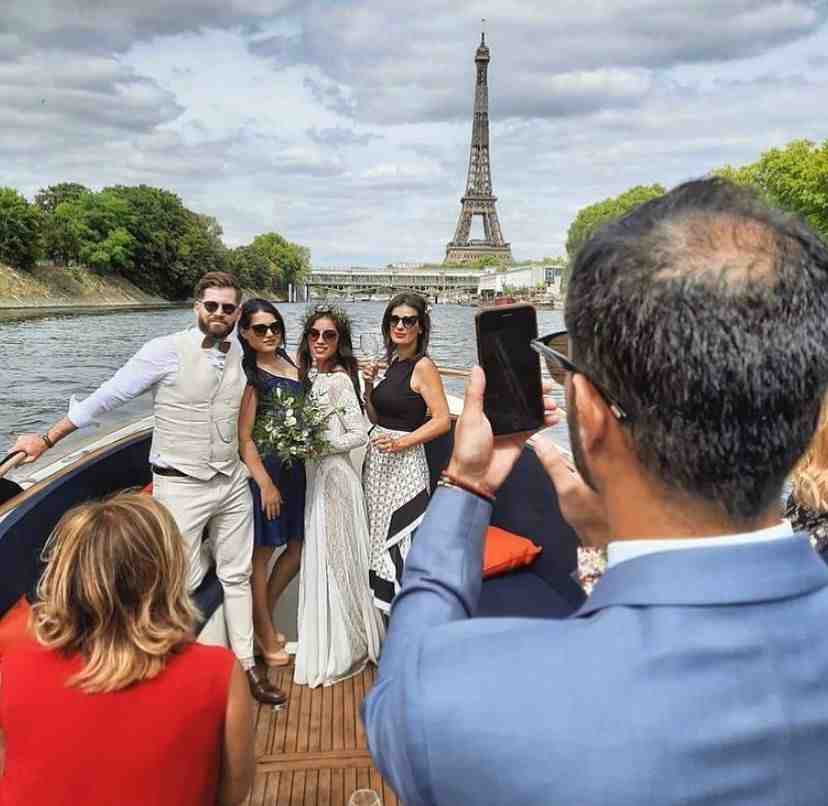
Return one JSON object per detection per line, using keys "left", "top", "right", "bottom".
{"left": 476, "top": 305, "right": 544, "bottom": 436}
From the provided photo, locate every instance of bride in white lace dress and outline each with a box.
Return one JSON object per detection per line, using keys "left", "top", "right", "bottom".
{"left": 294, "top": 308, "right": 384, "bottom": 687}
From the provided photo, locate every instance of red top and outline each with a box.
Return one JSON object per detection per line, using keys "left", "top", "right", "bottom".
{"left": 0, "top": 639, "right": 235, "bottom": 806}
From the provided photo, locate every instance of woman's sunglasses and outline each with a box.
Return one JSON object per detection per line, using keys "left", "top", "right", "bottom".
{"left": 200, "top": 300, "right": 238, "bottom": 316}
{"left": 530, "top": 330, "right": 629, "bottom": 421}
{"left": 309, "top": 327, "right": 338, "bottom": 343}
{"left": 249, "top": 322, "right": 282, "bottom": 338}
{"left": 389, "top": 315, "right": 419, "bottom": 330}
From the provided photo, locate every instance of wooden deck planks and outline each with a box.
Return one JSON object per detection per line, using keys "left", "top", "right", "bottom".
{"left": 251, "top": 663, "right": 399, "bottom": 806}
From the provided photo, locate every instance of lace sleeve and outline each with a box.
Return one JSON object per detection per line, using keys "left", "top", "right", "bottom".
{"left": 320, "top": 373, "right": 368, "bottom": 455}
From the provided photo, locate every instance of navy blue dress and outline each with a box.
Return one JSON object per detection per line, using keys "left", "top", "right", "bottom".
{"left": 249, "top": 372, "right": 307, "bottom": 547}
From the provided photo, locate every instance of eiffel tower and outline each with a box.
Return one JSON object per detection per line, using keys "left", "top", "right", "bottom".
{"left": 445, "top": 31, "right": 512, "bottom": 265}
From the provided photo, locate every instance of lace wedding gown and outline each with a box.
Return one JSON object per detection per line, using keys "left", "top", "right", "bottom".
{"left": 294, "top": 371, "right": 384, "bottom": 688}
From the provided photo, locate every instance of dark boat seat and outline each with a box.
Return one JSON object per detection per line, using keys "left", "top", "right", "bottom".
{"left": 0, "top": 432, "right": 224, "bottom": 633}
{"left": 426, "top": 429, "right": 587, "bottom": 622}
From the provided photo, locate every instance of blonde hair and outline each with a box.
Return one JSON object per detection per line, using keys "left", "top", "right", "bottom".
{"left": 31, "top": 492, "right": 199, "bottom": 693}
{"left": 790, "top": 398, "right": 828, "bottom": 512}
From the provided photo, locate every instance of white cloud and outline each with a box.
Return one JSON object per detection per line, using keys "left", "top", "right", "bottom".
{"left": 1, "top": 1, "right": 827, "bottom": 266}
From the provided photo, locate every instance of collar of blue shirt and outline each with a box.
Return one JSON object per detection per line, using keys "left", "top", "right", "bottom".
{"left": 607, "top": 519, "right": 794, "bottom": 569}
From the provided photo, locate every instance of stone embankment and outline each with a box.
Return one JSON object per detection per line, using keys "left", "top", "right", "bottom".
{"left": 0, "top": 263, "right": 282, "bottom": 311}
{"left": 0, "top": 263, "right": 169, "bottom": 309}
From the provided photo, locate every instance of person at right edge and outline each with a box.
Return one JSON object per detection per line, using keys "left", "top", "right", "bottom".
{"left": 362, "top": 177, "right": 828, "bottom": 805}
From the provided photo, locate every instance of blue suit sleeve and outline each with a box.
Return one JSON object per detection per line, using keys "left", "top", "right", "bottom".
{"left": 361, "top": 486, "right": 492, "bottom": 804}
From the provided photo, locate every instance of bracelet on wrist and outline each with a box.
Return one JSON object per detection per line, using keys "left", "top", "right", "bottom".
{"left": 438, "top": 470, "right": 496, "bottom": 503}
{"left": 41, "top": 432, "right": 54, "bottom": 449}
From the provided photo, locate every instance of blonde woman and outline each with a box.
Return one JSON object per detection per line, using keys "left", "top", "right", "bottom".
{"left": 0, "top": 493, "right": 255, "bottom": 806}
{"left": 787, "top": 401, "right": 828, "bottom": 555}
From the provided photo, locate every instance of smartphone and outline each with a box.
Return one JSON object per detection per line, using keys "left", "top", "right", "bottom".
{"left": 475, "top": 304, "right": 544, "bottom": 436}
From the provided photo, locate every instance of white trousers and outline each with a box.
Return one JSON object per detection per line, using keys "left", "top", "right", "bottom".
{"left": 153, "top": 463, "right": 255, "bottom": 669}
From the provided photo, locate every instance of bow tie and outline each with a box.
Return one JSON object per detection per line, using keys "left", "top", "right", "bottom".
{"left": 202, "top": 336, "right": 231, "bottom": 354}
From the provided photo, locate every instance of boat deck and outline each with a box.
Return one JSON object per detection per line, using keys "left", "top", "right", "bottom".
{"left": 247, "top": 662, "right": 398, "bottom": 806}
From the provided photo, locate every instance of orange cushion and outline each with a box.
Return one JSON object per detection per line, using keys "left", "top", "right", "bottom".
{"left": 0, "top": 596, "right": 33, "bottom": 658}
{"left": 483, "top": 526, "right": 542, "bottom": 578}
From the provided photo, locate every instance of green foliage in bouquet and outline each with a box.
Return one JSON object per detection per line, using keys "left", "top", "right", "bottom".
{"left": 252, "top": 386, "right": 340, "bottom": 467}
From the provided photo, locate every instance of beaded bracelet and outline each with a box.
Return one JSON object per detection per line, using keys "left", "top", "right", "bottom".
{"left": 41, "top": 432, "right": 54, "bottom": 449}
{"left": 438, "top": 470, "right": 496, "bottom": 503}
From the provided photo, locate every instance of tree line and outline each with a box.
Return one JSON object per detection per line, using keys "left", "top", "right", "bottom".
{"left": 0, "top": 182, "right": 310, "bottom": 299}
{"left": 564, "top": 138, "right": 828, "bottom": 283}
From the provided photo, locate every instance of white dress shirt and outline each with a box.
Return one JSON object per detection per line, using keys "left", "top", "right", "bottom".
{"left": 67, "top": 327, "right": 234, "bottom": 465}
{"left": 607, "top": 519, "right": 795, "bottom": 569}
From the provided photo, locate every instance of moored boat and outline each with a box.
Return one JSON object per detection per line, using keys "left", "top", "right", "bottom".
{"left": 0, "top": 369, "right": 584, "bottom": 804}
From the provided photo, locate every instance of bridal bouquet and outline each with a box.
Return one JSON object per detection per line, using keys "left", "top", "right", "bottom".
{"left": 252, "top": 386, "right": 340, "bottom": 467}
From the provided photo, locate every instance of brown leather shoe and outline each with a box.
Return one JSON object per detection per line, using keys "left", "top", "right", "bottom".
{"left": 247, "top": 667, "right": 287, "bottom": 706}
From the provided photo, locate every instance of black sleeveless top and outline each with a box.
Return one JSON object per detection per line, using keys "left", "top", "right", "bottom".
{"left": 372, "top": 357, "right": 428, "bottom": 432}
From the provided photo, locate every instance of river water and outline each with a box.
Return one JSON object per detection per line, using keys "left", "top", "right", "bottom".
{"left": 0, "top": 302, "right": 567, "bottom": 464}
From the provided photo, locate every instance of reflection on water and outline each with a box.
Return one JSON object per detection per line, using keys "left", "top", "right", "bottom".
{"left": 0, "top": 303, "right": 567, "bottom": 459}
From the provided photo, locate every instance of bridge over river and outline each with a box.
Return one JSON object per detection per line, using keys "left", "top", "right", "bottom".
{"left": 302, "top": 266, "right": 481, "bottom": 303}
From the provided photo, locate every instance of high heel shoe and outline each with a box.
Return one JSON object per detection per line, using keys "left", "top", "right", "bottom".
{"left": 254, "top": 633, "right": 291, "bottom": 668}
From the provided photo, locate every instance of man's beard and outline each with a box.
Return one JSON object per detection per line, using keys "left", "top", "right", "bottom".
{"left": 567, "top": 383, "right": 598, "bottom": 492}
{"left": 197, "top": 312, "right": 234, "bottom": 339}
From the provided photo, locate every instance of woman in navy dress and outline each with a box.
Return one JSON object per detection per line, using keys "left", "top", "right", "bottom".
{"left": 238, "top": 299, "right": 306, "bottom": 667}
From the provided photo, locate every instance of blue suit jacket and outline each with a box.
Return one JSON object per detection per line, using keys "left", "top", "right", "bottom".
{"left": 362, "top": 487, "right": 828, "bottom": 805}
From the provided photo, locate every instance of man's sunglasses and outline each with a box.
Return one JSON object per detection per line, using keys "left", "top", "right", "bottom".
{"left": 530, "top": 330, "right": 629, "bottom": 421}
{"left": 309, "top": 327, "right": 338, "bottom": 343}
{"left": 200, "top": 300, "right": 238, "bottom": 316}
{"left": 389, "top": 315, "right": 419, "bottom": 330}
{"left": 249, "top": 322, "right": 282, "bottom": 338}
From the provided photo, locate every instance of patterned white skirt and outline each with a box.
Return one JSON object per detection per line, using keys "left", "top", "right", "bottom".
{"left": 364, "top": 425, "right": 430, "bottom": 613}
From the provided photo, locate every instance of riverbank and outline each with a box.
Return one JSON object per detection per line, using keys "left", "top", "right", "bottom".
{"left": 0, "top": 263, "right": 167, "bottom": 308}
{"left": 0, "top": 263, "right": 285, "bottom": 311}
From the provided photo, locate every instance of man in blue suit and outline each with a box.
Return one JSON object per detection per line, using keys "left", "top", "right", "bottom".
{"left": 362, "top": 178, "right": 828, "bottom": 805}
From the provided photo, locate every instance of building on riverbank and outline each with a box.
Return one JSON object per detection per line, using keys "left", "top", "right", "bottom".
{"left": 477, "top": 263, "right": 564, "bottom": 302}
{"left": 306, "top": 265, "right": 482, "bottom": 303}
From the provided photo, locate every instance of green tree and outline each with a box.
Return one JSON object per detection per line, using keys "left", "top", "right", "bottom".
{"left": 251, "top": 232, "right": 311, "bottom": 290}
{"left": 0, "top": 187, "right": 42, "bottom": 270}
{"left": 82, "top": 227, "right": 135, "bottom": 273}
{"left": 230, "top": 244, "right": 273, "bottom": 290}
{"left": 566, "top": 184, "right": 666, "bottom": 262}
{"left": 42, "top": 197, "right": 89, "bottom": 264}
{"left": 714, "top": 139, "right": 828, "bottom": 241}
{"left": 751, "top": 139, "right": 828, "bottom": 241}
{"left": 175, "top": 213, "right": 229, "bottom": 282}
{"left": 34, "top": 182, "right": 90, "bottom": 215}
{"left": 105, "top": 185, "right": 193, "bottom": 297}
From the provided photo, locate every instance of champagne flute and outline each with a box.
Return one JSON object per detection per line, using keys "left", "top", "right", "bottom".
{"left": 360, "top": 333, "right": 382, "bottom": 384}
{"left": 359, "top": 333, "right": 381, "bottom": 361}
{"left": 348, "top": 790, "right": 382, "bottom": 806}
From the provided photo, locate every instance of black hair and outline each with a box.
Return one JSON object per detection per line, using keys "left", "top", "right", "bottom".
{"left": 381, "top": 292, "right": 431, "bottom": 362}
{"left": 297, "top": 305, "right": 364, "bottom": 411}
{"left": 237, "top": 298, "right": 295, "bottom": 394}
{"left": 566, "top": 176, "right": 828, "bottom": 522}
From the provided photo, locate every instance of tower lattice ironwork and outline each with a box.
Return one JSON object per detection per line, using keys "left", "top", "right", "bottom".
{"left": 445, "top": 31, "right": 512, "bottom": 265}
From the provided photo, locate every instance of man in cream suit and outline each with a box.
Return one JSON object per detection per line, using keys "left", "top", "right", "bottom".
{"left": 362, "top": 178, "right": 828, "bottom": 804}
{"left": 14, "top": 272, "right": 285, "bottom": 705}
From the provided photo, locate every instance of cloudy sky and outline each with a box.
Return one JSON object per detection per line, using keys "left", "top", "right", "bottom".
{"left": 3, "top": 1, "right": 827, "bottom": 266}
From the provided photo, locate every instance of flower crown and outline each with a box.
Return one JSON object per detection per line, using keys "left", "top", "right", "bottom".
{"left": 301, "top": 303, "right": 352, "bottom": 333}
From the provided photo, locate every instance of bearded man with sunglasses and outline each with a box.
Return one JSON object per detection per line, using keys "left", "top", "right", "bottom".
{"left": 363, "top": 178, "right": 828, "bottom": 805}
{"left": 12, "top": 271, "right": 286, "bottom": 706}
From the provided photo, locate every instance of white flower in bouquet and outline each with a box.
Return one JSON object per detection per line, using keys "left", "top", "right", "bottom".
{"left": 252, "top": 387, "right": 344, "bottom": 467}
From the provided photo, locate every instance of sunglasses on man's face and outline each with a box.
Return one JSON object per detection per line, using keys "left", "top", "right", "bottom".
{"left": 249, "top": 322, "right": 282, "bottom": 338}
{"left": 309, "top": 328, "right": 338, "bottom": 343}
{"left": 389, "top": 315, "right": 419, "bottom": 330}
{"left": 530, "top": 330, "right": 629, "bottom": 421}
{"left": 200, "top": 300, "right": 238, "bottom": 316}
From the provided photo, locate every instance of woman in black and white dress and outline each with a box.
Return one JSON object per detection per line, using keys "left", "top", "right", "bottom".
{"left": 362, "top": 293, "right": 450, "bottom": 613}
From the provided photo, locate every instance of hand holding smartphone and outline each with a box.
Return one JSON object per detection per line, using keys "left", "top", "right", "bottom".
{"left": 475, "top": 303, "right": 545, "bottom": 436}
